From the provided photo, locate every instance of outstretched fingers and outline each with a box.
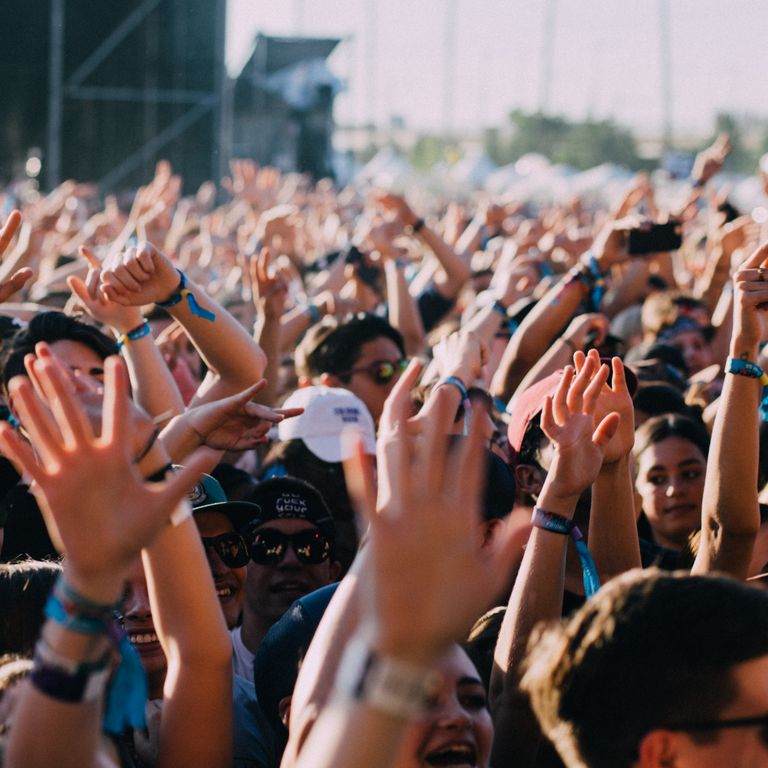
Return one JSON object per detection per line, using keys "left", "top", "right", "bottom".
{"left": 8, "top": 376, "right": 65, "bottom": 470}
{"left": 0, "top": 421, "right": 45, "bottom": 487}
{"left": 593, "top": 412, "right": 621, "bottom": 449}
{"left": 0, "top": 210, "right": 21, "bottom": 257}
{"left": 32, "top": 356, "right": 95, "bottom": 450}
{"left": 582, "top": 362, "right": 610, "bottom": 415}
{"left": 342, "top": 434, "right": 377, "bottom": 533}
{"left": 99, "top": 357, "right": 130, "bottom": 448}
{"left": 552, "top": 366, "right": 574, "bottom": 425}
{"left": 739, "top": 241, "right": 768, "bottom": 272}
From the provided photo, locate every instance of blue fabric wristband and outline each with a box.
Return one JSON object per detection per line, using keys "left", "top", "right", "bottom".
{"left": 532, "top": 506, "right": 601, "bottom": 597}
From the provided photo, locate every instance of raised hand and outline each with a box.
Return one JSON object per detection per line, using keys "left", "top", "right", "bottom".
{"left": 573, "top": 349, "right": 634, "bottom": 464}
{"left": 691, "top": 132, "right": 731, "bottom": 186}
{"left": 732, "top": 241, "right": 768, "bottom": 350}
{"left": 250, "top": 247, "right": 288, "bottom": 319}
{"left": 561, "top": 313, "right": 609, "bottom": 352}
{"left": 0, "top": 210, "right": 33, "bottom": 301}
{"left": 179, "top": 380, "right": 303, "bottom": 452}
{"left": 0, "top": 354, "right": 209, "bottom": 603}
{"left": 431, "top": 330, "right": 488, "bottom": 386}
{"left": 343, "top": 360, "right": 529, "bottom": 665}
{"left": 67, "top": 245, "right": 144, "bottom": 332}
{"left": 539, "top": 357, "right": 620, "bottom": 506}
{"left": 373, "top": 191, "right": 418, "bottom": 227}
{"left": 100, "top": 241, "right": 180, "bottom": 306}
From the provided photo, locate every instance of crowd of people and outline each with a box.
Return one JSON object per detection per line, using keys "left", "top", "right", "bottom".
{"left": 1, "top": 133, "right": 768, "bottom": 767}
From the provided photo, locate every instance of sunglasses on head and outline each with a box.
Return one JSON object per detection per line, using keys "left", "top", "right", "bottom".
{"left": 341, "top": 358, "right": 407, "bottom": 386}
{"left": 201, "top": 532, "right": 250, "bottom": 569}
{"left": 249, "top": 528, "right": 331, "bottom": 566}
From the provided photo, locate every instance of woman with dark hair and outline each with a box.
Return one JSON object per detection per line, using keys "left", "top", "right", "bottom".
{"left": 634, "top": 413, "right": 710, "bottom": 552}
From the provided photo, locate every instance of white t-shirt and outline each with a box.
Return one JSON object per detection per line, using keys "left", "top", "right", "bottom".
{"left": 231, "top": 626, "right": 256, "bottom": 681}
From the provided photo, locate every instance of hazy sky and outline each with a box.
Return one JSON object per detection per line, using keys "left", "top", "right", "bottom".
{"left": 226, "top": 1, "right": 768, "bottom": 138}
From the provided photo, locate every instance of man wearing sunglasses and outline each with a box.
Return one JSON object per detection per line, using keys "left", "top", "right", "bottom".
{"left": 122, "top": 471, "right": 277, "bottom": 768}
{"left": 189, "top": 473, "right": 262, "bottom": 630}
{"left": 232, "top": 476, "right": 341, "bottom": 681}
{"left": 295, "top": 313, "right": 406, "bottom": 423}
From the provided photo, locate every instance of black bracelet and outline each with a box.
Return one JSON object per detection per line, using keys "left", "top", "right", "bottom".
{"left": 133, "top": 428, "right": 160, "bottom": 465}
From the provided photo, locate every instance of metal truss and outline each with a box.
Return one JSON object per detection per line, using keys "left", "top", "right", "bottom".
{"left": 47, "top": 0, "right": 227, "bottom": 191}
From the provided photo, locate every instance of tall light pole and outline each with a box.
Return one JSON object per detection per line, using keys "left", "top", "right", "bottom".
{"left": 443, "top": 0, "right": 457, "bottom": 137}
{"left": 658, "top": 0, "right": 673, "bottom": 149}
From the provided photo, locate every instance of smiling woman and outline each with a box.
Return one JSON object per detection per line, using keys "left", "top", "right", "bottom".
{"left": 634, "top": 413, "right": 710, "bottom": 552}
{"left": 393, "top": 645, "right": 493, "bottom": 768}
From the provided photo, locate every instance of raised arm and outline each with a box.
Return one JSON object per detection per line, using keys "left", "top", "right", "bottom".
{"left": 491, "top": 221, "right": 628, "bottom": 402}
{"left": 490, "top": 357, "right": 619, "bottom": 767}
{"left": 293, "top": 361, "right": 528, "bottom": 768}
{"left": 692, "top": 242, "right": 768, "bottom": 578}
{"left": 0, "top": 210, "right": 34, "bottom": 302}
{"left": 68, "top": 245, "right": 184, "bottom": 425}
{"left": 0, "top": 355, "right": 209, "bottom": 768}
{"left": 99, "top": 242, "right": 267, "bottom": 406}
{"left": 377, "top": 192, "right": 471, "bottom": 300}
{"left": 580, "top": 351, "right": 642, "bottom": 580}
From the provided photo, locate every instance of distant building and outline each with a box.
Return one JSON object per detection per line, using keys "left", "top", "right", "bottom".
{"left": 232, "top": 34, "right": 342, "bottom": 180}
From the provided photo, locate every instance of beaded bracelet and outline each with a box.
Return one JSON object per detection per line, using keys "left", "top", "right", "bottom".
{"left": 156, "top": 269, "right": 216, "bottom": 321}
{"left": 116, "top": 320, "right": 151, "bottom": 349}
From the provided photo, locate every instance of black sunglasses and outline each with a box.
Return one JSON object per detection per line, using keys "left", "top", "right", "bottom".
{"left": 249, "top": 528, "right": 331, "bottom": 566}
{"left": 340, "top": 358, "right": 407, "bottom": 386}
{"left": 201, "top": 532, "right": 250, "bottom": 569}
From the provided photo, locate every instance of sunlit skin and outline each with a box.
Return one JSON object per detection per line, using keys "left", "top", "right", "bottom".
{"left": 323, "top": 336, "right": 404, "bottom": 423}
{"left": 194, "top": 510, "right": 247, "bottom": 630}
{"left": 241, "top": 518, "right": 341, "bottom": 650}
{"left": 122, "top": 559, "right": 166, "bottom": 700}
{"left": 639, "top": 656, "right": 768, "bottom": 767}
{"left": 393, "top": 645, "right": 493, "bottom": 768}
{"left": 635, "top": 436, "right": 706, "bottom": 550}
{"left": 48, "top": 339, "right": 105, "bottom": 383}
{"left": 668, "top": 330, "right": 712, "bottom": 376}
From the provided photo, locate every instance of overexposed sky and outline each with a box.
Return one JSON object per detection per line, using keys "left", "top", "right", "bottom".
{"left": 226, "top": 0, "right": 768, "bottom": 138}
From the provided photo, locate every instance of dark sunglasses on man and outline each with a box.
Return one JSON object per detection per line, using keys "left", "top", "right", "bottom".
{"left": 201, "top": 532, "right": 251, "bottom": 569}
{"left": 339, "top": 358, "right": 407, "bottom": 386}
{"left": 249, "top": 528, "right": 331, "bottom": 566}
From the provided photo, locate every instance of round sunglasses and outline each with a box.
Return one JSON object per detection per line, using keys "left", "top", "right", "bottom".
{"left": 339, "top": 358, "right": 407, "bottom": 386}
{"left": 249, "top": 528, "right": 331, "bottom": 566}
{"left": 201, "top": 532, "right": 250, "bottom": 569}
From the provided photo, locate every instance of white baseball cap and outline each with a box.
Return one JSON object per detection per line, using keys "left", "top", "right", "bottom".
{"left": 277, "top": 386, "right": 377, "bottom": 462}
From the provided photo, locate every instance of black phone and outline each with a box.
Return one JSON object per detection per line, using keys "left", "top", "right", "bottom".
{"left": 627, "top": 221, "right": 683, "bottom": 255}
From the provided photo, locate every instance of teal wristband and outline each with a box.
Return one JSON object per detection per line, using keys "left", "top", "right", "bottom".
{"left": 157, "top": 269, "right": 216, "bottom": 322}
{"left": 116, "top": 320, "right": 151, "bottom": 349}
{"left": 491, "top": 300, "right": 508, "bottom": 318}
{"left": 726, "top": 356, "right": 768, "bottom": 386}
{"left": 305, "top": 302, "right": 321, "bottom": 324}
